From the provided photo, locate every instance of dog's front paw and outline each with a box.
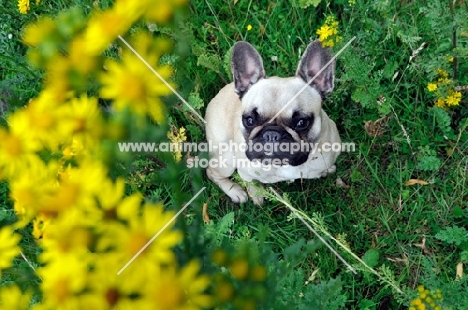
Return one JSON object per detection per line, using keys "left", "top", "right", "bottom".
{"left": 247, "top": 184, "right": 264, "bottom": 206}
{"left": 227, "top": 184, "right": 248, "bottom": 204}
{"left": 321, "top": 165, "right": 337, "bottom": 178}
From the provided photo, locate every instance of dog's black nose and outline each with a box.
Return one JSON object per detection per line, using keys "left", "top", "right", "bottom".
{"left": 262, "top": 130, "right": 281, "bottom": 142}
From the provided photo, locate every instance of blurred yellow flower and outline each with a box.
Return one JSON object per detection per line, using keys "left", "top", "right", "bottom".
{"left": 22, "top": 17, "right": 56, "bottom": 47}
{"left": 32, "top": 213, "right": 51, "bottom": 239}
{"left": 410, "top": 285, "right": 444, "bottom": 310}
{"left": 61, "top": 96, "right": 104, "bottom": 149}
{"left": 0, "top": 227, "right": 21, "bottom": 275}
{"left": 145, "top": 260, "right": 212, "bottom": 310}
{"left": 100, "top": 50, "right": 173, "bottom": 123}
{"left": 84, "top": 254, "right": 147, "bottom": 309}
{"left": 144, "top": 0, "right": 188, "bottom": 23}
{"left": 229, "top": 258, "right": 249, "bottom": 280}
{"left": 39, "top": 216, "right": 92, "bottom": 263}
{"left": 2, "top": 1, "right": 215, "bottom": 309}
{"left": 0, "top": 285, "right": 31, "bottom": 310}
{"left": 434, "top": 97, "right": 445, "bottom": 108}
{"left": 0, "top": 112, "right": 42, "bottom": 178}
{"left": 247, "top": 24, "right": 252, "bottom": 31}
{"left": 251, "top": 265, "right": 267, "bottom": 281}
{"left": 38, "top": 258, "right": 88, "bottom": 309}
{"left": 98, "top": 203, "right": 182, "bottom": 265}
{"left": 85, "top": 10, "right": 132, "bottom": 56}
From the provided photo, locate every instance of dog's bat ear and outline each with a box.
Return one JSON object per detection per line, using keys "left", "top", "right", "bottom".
{"left": 231, "top": 41, "right": 265, "bottom": 98}
{"left": 296, "top": 40, "right": 335, "bottom": 98}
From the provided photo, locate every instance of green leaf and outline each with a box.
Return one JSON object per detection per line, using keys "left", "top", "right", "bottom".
{"left": 358, "top": 299, "right": 376, "bottom": 310}
{"left": 204, "top": 212, "right": 235, "bottom": 245}
{"left": 187, "top": 92, "right": 204, "bottom": 110}
{"left": 223, "top": 45, "right": 233, "bottom": 80}
{"left": 362, "top": 249, "right": 380, "bottom": 268}
{"left": 296, "top": 0, "right": 322, "bottom": 8}
{"left": 185, "top": 124, "right": 203, "bottom": 141}
{"left": 453, "top": 206, "right": 464, "bottom": 218}
{"left": 416, "top": 155, "right": 441, "bottom": 171}
{"left": 435, "top": 226, "right": 468, "bottom": 246}
{"left": 431, "top": 107, "right": 453, "bottom": 136}
{"left": 350, "top": 168, "right": 363, "bottom": 182}
{"left": 197, "top": 54, "right": 223, "bottom": 73}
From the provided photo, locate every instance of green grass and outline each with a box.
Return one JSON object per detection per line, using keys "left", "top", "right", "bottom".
{"left": 1, "top": 0, "right": 467, "bottom": 309}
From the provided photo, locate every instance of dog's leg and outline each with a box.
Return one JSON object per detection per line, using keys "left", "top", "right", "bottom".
{"left": 320, "top": 164, "right": 336, "bottom": 178}
{"left": 207, "top": 165, "right": 248, "bottom": 203}
{"left": 246, "top": 183, "right": 264, "bottom": 206}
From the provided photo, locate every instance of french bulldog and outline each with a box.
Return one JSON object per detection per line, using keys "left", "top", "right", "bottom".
{"left": 205, "top": 40, "right": 341, "bottom": 205}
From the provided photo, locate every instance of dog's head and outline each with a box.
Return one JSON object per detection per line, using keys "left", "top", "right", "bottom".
{"left": 231, "top": 40, "right": 336, "bottom": 166}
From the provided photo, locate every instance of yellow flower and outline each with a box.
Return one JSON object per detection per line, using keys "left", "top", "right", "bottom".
{"left": 100, "top": 36, "right": 173, "bottom": 123}
{"left": 445, "top": 90, "right": 462, "bottom": 106}
{"left": 437, "top": 68, "right": 448, "bottom": 79}
{"left": 85, "top": 10, "right": 133, "bottom": 56}
{"left": 211, "top": 248, "right": 228, "bottom": 266}
{"left": 38, "top": 258, "right": 88, "bottom": 309}
{"left": 322, "top": 39, "right": 335, "bottom": 48}
{"left": 84, "top": 254, "right": 147, "bottom": 309}
{"left": 69, "top": 36, "right": 98, "bottom": 74}
{"left": 22, "top": 16, "right": 56, "bottom": 47}
{"left": 0, "top": 227, "right": 21, "bottom": 274}
{"left": 144, "top": 0, "right": 188, "bottom": 23}
{"left": 251, "top": 265, "right": 267, "bottom": 281}
{"left": 434, "top": 97, "right": 445, "bottom": 108}
{"left": 316, "top": 16, "right": 340, "bottom": 47}
{"left": 229, "top": 258, "right": 249, "bottom": 280}
{"left": 18, "top": 0, "right": 30, "bottom": 14}
{"left": 39, "top": 216, "right": 92, "bottom": 263}
{"left": 98, "top": 203, "right": 182, "bottom": 265}
{"left": 216, "top": 280, "right": 234, "bottom": 302}
{"left": 0, "top": 285, "right": 31, "bottom": 310}
{"left": 0, "top": 112, "right": 42, "bottom": 178}
{"left": 9, "top": 158, "right": 58, "bottom": 223}
{"left": 316, "top": 25, "right": 333, "bottom": 41}
{"left": 22, "top": 94, "right": 67, "bottom": 150}
{"left": 32, "top": 213, "right": 51, "bottom": 239}
{"left": 247, "top": 24, "right": 252, "bottom": 31}
{"left": 144, "top": 260, "right": 212, "bottom": 310}
{"left": 79, "top": 177, "right": 142, "bottom": 226}
{"left": 427, "top": 83, "right": 437, "bottom": 92}
{"left": 61, "top": 95, "right": 104, "bottom": 148}
{"left": 410, "top": 298, "right": 423, "bottom": 306}
{"left": 167, "top": 126, "right": 187, "bottom": 162}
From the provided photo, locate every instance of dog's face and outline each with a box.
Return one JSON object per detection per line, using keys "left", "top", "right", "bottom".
{"left": 231, "top": 41, "right": 335, "bottom": 166}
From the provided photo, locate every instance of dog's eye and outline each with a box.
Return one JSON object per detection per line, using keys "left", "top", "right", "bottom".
{"left": 243, "top": 116, "right": 255, "bottom": 128}
{"left": 295, "top": 119, "right": 310, "bottom": 130}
